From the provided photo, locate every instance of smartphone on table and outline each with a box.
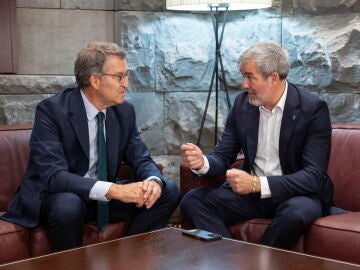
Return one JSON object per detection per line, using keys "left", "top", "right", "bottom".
{"left": 182, "top": 229, "right": 222, "bottom": 242}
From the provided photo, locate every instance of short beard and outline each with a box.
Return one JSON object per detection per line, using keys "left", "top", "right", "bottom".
{"left": 248, "top": 96, "right": 261, "bottom": 107}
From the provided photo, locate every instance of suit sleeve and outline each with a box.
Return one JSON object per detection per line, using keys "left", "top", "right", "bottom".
{"left": 268, "top": 99, "right": 332, "bottom": 204}
{"left": 30, "top": 102, "right": 97, "bottom": 201}
{"left": 123, "top": 105, "right": 164, "bottom": 181}
{"left": 205, "top": 96, "right": 243, "bottom": 176}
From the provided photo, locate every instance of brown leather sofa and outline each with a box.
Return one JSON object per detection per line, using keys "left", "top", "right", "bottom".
{"left": 0, "top": 124, "right": 162, "bottom": 265}
{"left": 180, "top": 124, "right": 360, "bottom": 264}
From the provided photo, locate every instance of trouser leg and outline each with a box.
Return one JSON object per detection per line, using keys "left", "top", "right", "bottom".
{"left": 181, "top": 187, "right": 273, "bottom": 238}
{"left": 40, "top": 192, "right": 87, "bottom": 252}
{"left": 260, "top": 195, "right": 322, "bottom": 249}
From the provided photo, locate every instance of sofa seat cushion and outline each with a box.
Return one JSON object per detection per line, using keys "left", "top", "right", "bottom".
{"left": 0, "top": 215, "right": 30, "bottom": 263}
{"left": 304, "top": 212, "right": 360, "bottom": 264}
{"left": 30, "top": 221, "right": 130, "bottom": 257}
{"left": 229, "top": 218, "right": 304, "bottom": 252}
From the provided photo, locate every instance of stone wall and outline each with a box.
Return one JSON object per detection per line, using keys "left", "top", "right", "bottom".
{"left": 0, "top": 0, "right": 359, "bottom": 186}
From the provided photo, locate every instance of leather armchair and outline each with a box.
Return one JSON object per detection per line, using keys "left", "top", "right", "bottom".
{"left": 180, "top": 124, "right": 360, "bottom": 264}
{"left": 0, "top": 125, "right": 162, "bottom": 264}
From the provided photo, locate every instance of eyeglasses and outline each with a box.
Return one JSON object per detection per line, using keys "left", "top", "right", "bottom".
{"left": 101, "top": 70, "right": 130, "bottom": 83}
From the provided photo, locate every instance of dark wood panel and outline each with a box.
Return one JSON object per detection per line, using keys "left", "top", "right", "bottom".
{"left": 0, "top": 0, "right": 17, "bottom": 73}
{"left": 0, "top": 228, "right": 359, "bottom": 269}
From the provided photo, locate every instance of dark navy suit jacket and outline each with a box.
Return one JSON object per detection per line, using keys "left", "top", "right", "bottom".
{"left": 205, "top": 82, "right": 334, "bottom": 213}
{"left": 2, "top": 87, "right": 164, "bottom": 228}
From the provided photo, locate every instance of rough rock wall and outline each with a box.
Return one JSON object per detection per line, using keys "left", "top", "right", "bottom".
{"left": 0, "top": 0, "right": 359, "bottom": 185}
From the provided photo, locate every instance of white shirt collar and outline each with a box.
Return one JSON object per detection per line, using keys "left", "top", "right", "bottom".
{"left": 80, "top": 90, "right": 106, "bottom": 121}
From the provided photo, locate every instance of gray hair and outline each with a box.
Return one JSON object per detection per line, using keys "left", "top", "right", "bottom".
{"left": 237, "top": 41, "right": 290, "bottom": 80}
{"left": 74, "top": 42, "right": 126, "bottom": 89}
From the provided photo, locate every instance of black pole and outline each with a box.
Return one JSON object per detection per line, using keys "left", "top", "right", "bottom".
{"left": 196, "top": 4, "right": 231, "bottom": 147}
{"left": 214, "top": 6, "right": 219, "bottom": 146}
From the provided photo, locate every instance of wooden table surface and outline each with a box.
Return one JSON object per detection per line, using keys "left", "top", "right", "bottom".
{"left": 1, "top": 227, "right": 359, "bottom": 270}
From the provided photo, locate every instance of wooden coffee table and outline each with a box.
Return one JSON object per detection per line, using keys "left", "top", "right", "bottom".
{"left": 0, "top": 227, "right": 359, "bottom": 269}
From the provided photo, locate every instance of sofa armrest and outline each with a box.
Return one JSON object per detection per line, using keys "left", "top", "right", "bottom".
{"left": 180, "top": 157, "right": 244, "bottom": 196}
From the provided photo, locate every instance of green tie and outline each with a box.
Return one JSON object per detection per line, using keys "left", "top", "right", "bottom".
{"left": 96, "top": 112, "right": 108, "bottom": 231}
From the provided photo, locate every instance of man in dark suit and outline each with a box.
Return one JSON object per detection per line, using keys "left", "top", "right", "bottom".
{"left": 2, "top": 42, "right": 180, "bottom": 251}
{"left": 180, "top": 41, "right": 333, "bottom": 249}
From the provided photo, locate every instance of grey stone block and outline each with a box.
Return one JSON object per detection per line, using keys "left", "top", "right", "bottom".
{"left": 17, "top": 9, "right": 114, "bottom": 75}
{"left": 115, "top": 0, "right": 165, "bottom": 11}
{"left": 153, "top": 155, "right": 181, "bottom": 186}
{"left": 221, "top": 18, "right": 281, "bottom": 89}
{"left": 16, "top": 0, "right": 60, "bottom": 9}
{"left": 61, "top": 0, "right": 114, "bottom": 10}
{"left": 278, "top": 0, "right": 294, "bottom": 17}
{"left": 0, "top": 75, "right": 76, "bottom": 94}
{"left": 164, "top": 91, "right": 239, "bottom": 155}
{"left": 0, "top": 94, "right": 50, "bottom": 124}
{"left": 155, "top": 12, "right": 213, "bottom": 92}
{"left": 125, "top": 92, "right": 164, "bottom": 155}
{"left": 294, "top": 0, "right": 360, "bottom": 15}
{"left": 283, "top": 14, "right": 360, "bottom": 93}
{"left": 156, "top": 12, "right": 281, "bottom": 92}
{"left": 320, "top": 92, "right": 360, "bottom": 124}
{"left": 115, "top": 11, "right": 156, "bottom": 92}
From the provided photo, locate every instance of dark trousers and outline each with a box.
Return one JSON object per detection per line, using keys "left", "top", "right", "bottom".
{"left": 40, "top": 179, "right": 180, "bottom": 252}
{"left": 180, "top": 187, "right": 323, "bottom": 249}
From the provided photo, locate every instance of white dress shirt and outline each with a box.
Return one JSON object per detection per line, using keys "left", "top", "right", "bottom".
{"left": 81, "top": 90, "right": 161, "bottom": 201}
{"left": 81, "top": 90, "right": 112, "bottom": 201}
{"left": 255, "top": 81, "right": 288, "bottom": 198}
{"left": 194, "top": 81, "right": 288, "bottom": 199}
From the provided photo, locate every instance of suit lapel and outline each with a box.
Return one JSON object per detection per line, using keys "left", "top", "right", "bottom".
{"left": 105, "top": 108, "right": 120, "bottom": 180}
{"left": 279, "top": 83, "right": 300, "bottom": 169}
{"left": 69, "top": 89, "right": 89, "bottom": 160}
{"left": 246, "top": 102, "right": 260, "bottom": 171}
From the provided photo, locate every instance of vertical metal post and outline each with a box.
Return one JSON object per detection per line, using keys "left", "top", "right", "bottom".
{"left": 196, "top": 3, "right": 231, "bottom": 147}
